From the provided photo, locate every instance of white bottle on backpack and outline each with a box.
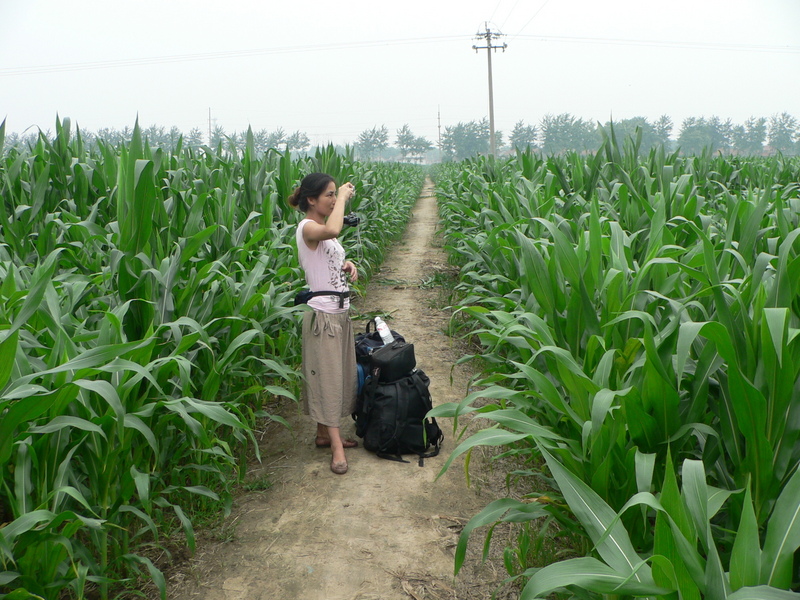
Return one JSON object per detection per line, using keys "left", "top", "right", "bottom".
{"left": 374, "top": 317, "right": 394, "bottom": 345}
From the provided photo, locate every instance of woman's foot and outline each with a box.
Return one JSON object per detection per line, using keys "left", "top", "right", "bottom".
{"left": 330, "top": 459, "right": 348, "bottom": 475}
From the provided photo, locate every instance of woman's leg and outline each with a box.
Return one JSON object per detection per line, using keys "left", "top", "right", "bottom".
{"left": 316, "top": 423, "right": 329, "bottom": 443}
{"left": 328, "top": 427, "right": 346, "bottom": 463}
{"left": 328, "top": 426, "right": 348, "bottom": 474}
{"left": 315, "top": 423, "right": 358, "bottom": 448}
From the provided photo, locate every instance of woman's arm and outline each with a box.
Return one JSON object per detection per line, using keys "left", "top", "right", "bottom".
{"left": 303, "top": 183, "right": 355, "bottom": 243}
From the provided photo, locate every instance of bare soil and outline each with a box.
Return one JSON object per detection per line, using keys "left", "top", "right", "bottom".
{"left": 166, "top": 180, "right": 517, "bottom": 600}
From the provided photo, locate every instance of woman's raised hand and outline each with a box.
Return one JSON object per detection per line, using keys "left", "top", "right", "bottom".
{"left": 338, "top": 182, "right": 356, "bottom": 201}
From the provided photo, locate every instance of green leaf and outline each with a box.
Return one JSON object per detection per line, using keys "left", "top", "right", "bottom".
{"left": 122, "top": 554, "right": 165, "bottom": 600}
{"left": 538, "top": 446, "right": 650, "bottom": 579}
{"left": 0, "top": 394, "right": 59, "bottom": 464}
{"left": 726, "top": 587, "right": 800, "bottom": 600}
{"left": 436, "top": 428, "right": 529, "bottom": 480}
{"left": 730, "top": 483, "right": 761, "bottom": 590}
{"left": 28, "top": 416, "right": 106, "bottom": 437}
{"left": 481, "top": 409, "right": 563, "bottom": 441}
{"left": 0, "top": 330, "right": 18, "bottom": 391}
{"left": 454, "top": 498, "right": 546, "bottom": 575}
{"left": 762, "top": 308, "right": 788, "bottom": 368}
{"left": 762, "top": 466, "right": 800, "bottom": 588}
{"left": 521, "top": 557, "right": 669, "bottom": 599}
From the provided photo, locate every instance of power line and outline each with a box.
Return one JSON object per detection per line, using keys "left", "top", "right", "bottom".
{"left": 513, "top": 33, "right": 800, "bottom": 54}
{"left": 488, "top": 0, "right": 504, "bottom": 24}
{"left": 0, "top": 35, "right": 470, "bottom": 77}
{"left": 3, "top": 30, "right": 795, "bottom": 79}
{"left": 500, "top": 0, "right": 527, "bottom": 32}
{"left": 509, "top": 0, "right": 550, "bottom": 41}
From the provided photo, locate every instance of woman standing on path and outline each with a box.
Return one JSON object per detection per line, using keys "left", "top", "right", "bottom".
{"left": 288, "top": 173, "right": 360, "bottom": 475}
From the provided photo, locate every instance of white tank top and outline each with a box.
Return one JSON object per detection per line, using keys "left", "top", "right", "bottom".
{"left": 296, "top": 219, "right": 350, "bottom": 313}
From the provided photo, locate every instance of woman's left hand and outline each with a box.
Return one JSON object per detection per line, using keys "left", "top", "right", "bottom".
{"left": 338, "top": 182, "right": 356, "bottom": 202}
{"left": 343, "top": 261, "right": 358, "bottom": 282}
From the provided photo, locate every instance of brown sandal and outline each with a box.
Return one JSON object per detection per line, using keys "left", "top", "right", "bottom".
{"left": 330, "top": 460, "right": 348, "bottom": 475}
{"left": 316, "top": 438, "right": 359, "bottom": 449}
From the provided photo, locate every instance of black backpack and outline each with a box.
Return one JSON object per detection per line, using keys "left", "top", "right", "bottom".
{"left": 353, "top": 368, "right": 444, "bottom": 465}
{"left": 354, "top": 320, "right": 405, "bottom": 365}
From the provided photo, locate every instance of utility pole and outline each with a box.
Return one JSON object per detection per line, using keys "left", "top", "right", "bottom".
{"left": 473, "top": 23, "right": 506, "bottom": 156}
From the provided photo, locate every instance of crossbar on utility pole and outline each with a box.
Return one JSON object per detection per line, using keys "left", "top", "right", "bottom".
{"left": 473, "top": 22, "right": 506, "bottom": 156}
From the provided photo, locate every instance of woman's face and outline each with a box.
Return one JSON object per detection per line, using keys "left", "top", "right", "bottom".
{"left": 310, "top": 181, "right": 337, "bottom": 216}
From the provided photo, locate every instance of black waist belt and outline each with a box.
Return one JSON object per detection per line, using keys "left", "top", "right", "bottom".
{"left": 295, "top": 290, "right": 350, "bottom": 308}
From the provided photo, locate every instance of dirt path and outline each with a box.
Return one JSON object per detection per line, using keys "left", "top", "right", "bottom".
{"left": 168, "top": 179, "right": 506, "bottom": 600}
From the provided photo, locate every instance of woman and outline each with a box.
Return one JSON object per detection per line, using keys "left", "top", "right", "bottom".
{"left": 288, "top": 173, "right": 359, "bottom": 475}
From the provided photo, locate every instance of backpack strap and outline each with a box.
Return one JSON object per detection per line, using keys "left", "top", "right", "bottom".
{"left": 409, "top": 370, "right": 443, "bottom": 466}
{"left": 376, "top": 376, "right": 411, "bottom": 463}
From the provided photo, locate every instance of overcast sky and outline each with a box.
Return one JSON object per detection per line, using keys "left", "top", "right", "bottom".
{"left": 1, "top": 0, "right": 798, "bottom": 146}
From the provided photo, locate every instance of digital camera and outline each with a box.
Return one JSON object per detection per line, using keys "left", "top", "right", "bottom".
{"left": 343, "top": 213, "right": 361, "bottom": 227}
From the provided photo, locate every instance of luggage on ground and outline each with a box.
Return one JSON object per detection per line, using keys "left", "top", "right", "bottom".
{"left": 354, "top": 320, "right": 405, "bottom": 365}
{"left": 352, "top": 318, "right": 443, "bottom": 465}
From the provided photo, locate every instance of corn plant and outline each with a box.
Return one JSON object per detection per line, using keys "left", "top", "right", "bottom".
{"left": 431, "top": 140, "right": 800, "bottom": 597}
{"left": 1, "top": 118, "right": 424, "bottom": 599}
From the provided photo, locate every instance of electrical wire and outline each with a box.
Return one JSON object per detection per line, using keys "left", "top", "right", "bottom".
{"left": 488, "top": 0, "right": 504, "bottom": 24}
{"left": 509, "top": 0, "right": 550, "bottom": 41}
{"left": 513, "top": 33, "right": 800, "bottom": 54}
{"left": 3, "top": 29, "right": 797, "bottom": 78}
{"left": 499, "top": 0, "right": 524, "bottom": 31}
{"left": 0, "top": 35, "right": 470, "bottom": 77}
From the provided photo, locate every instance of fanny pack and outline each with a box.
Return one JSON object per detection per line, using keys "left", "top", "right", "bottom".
{"left": 294, "top": 289, "right": 350, "bottom": 309}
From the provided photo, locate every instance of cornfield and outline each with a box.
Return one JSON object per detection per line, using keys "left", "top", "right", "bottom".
{"left": 0, "top": 117, "right": 424, "bottom": 599}
{"left": 431, "top": 133, "right": 800, "bottom": 599}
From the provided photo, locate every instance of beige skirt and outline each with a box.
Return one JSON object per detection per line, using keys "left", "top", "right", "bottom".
{"left": 301, "top": 310, "right": 358, "bottom": 427}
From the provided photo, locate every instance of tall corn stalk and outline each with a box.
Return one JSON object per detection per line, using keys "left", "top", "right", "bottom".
{"left": 431, "top": 141, "right": 800, "bottom": 598}
{"left": 1, "top": 118, "right": 425, "bottom": 599}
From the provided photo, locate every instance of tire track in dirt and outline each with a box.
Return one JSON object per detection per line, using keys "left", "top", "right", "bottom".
{"left": 167, "top": 179, "right": 508, "bottom": 600}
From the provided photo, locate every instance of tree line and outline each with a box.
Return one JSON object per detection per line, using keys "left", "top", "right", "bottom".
{"left": 4, "top": 112, "right": 799, "bottom": 159}
{"left": 441, "top": 112, "right": 800, "bottom": 160}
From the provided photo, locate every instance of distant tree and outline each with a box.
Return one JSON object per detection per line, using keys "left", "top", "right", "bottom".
{"left": 253, "top": 129, "right": 271, "bottom": 152}
{"left": 395, "top": 124, "right": 416, "bottom": 160}
{"left": 78, "top": 128, "right": 97, "bottom": 149}
{"left": 144, "top": 125, "right": 168, "bottom": 149}
{"left": 709, "top": 116, "right": 734, "bottom": 153}
{"left": 167, "top": 126, "right": 182, "bottom": 149}
{"left": 186, "top": 127, "right": 205, "bottom": 149}
{"left": 440, "top": 119, "right": 493, "bottom": 161}
{"left": 540, "top": 113, "right": 598, "bottom": 154}
{"left": 677, "top": 118, "right": 708, "bottom": 154}
{"left": 654, "top": 115, "right": 674, "bottom": 146}
{"left": 357, "top": 125, "right": 389, "bottom": 160}
{"left": 732, "top": 116, "right": 766, "bottom": 155}
{"left": 210, "top": 124, "right": 226, "bottom": 148}
{"left": 410, "top": 135, "right": 433, "bottom": 161}
{"left": 265, "top": 127, "right": 286, "bottom": 149}
{"left": 509, "top": 120, "right": 538, "bottom": 150}
{"left": 767, "top": 112, "right": 798, "bottom": 154}
{"left": 395, "top": 124, "right": 432, "bottom": 161}
{"left": 286, "top": 130, "right": 310, "bottom": 152}
{"left": 601, "top": 117, "right": 661, "bottom": 153}
{"left": 677, "top": 116, "right": 732, "bottom": 155}
{"left": 3, "top": 131, "right": 21, "bottom": 150}
{"left": 96, "top": 127, "right": 127, "bottom": 146}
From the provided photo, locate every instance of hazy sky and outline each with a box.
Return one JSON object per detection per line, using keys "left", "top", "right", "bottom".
{"left": 1, "top": 0, "right": 798, "bottom": 146}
